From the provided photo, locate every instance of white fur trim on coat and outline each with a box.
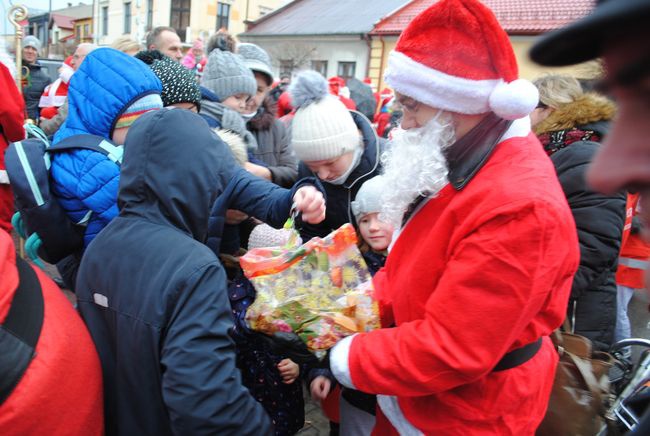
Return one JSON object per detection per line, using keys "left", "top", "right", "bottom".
{"left": 214, "top": 128, "right": 248, "bottom": 166}
{"left": 385, "top": 51, "right": 501, "bottom": 115}
{"left": 377, "top": 395, "right": 424, "bottom": 436}
{"left": 329, "top": 334, "right": 357, "bottom": 389}
{"left": 501, "top": 116, "right": 532, "bottom": 141}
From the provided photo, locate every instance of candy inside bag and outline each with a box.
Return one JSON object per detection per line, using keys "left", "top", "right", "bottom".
{"left": 240, "top": 224, "right": 380, "bottom": 356}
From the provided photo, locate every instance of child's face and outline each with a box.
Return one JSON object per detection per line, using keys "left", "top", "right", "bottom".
{"left": 222, "top": 93, "right": 250, "bottom": 114}
{"left": 305, "top": 151, "right": 354, "bottom": 182}
{"left": 358, "top": 212, "right": 393, "bottom": 252}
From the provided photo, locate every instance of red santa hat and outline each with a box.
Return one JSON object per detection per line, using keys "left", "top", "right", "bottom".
{"left": 59, "top": 55, "right": 74, "bottom": 84}
{"left": 384, "top": 0, "right": 538, "bottom": 120}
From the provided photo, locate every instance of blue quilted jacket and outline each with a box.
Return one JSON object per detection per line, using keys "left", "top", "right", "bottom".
{"left": 50, "top": 48, "right": 162, "bottom": 246}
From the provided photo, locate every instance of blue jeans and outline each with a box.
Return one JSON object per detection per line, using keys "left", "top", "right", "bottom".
{"left": 615, "top": 284, "right": 636, "bottom": 357}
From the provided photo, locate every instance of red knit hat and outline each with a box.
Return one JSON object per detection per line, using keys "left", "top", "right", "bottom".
{"left": 384, "top": 0, "right": 538, "bottom": 120}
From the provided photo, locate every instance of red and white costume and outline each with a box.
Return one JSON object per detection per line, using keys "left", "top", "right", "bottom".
{"left": 38, "top": 56, "right": 73, "bottom": 120}
{"left": 330, "top": 1, "right": 579, "bottom": 433}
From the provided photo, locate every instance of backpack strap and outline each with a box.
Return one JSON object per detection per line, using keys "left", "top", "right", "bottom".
{"left": 49, "top": 134, "right": 123, "bottom": 165}
{"left": 0, "top": 258, "right": 45, "bottom": 405}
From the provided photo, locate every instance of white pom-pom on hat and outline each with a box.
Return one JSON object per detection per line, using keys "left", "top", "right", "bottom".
{"left": 489, "top": 79, "right": 539, "bottom": 121}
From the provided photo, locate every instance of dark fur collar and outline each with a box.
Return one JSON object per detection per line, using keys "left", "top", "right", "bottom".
{"left": 247, "top": 96, "right": 277, "bottom": 131}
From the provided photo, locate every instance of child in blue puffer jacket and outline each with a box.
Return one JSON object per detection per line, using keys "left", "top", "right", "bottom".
{"left": 51, "top": 48, "right": 164, "bottom": 248}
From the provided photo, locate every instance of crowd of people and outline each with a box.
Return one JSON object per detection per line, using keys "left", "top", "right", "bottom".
{"left": 1, "top": 0, "right": 649, "bottom": 434}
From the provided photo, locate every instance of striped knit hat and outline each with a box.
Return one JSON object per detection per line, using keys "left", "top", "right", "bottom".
{"left": 135, "top": 50, "right": 201, "bottom": 107}
{"left": 114, "top": 93, "right": 163, "bottom": 129}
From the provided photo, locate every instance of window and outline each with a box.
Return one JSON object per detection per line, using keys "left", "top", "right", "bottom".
{"left": 147, "top": 0, "right": 154, "bottom": 30}
{"left": 84, "top": 24, "right": 90, "bottom": 37}
{"left": 216, "top": 2, "right": 231, "bottom": 30}
{"left": 337, "top": 61, "right": 356, "bottom": 79}
{"left": 170, "top": 0, "right": 191, "bottom": 41}
{"left": 102, "top": 6, "right": 108, "bottom": 36}
{"left": 279, "top": 60, "right": 293, "bottom": 77}
{"left": 311, "top": 60, "right": 328, "bottom": 77}
{"left": 124, "top": 2, "right": 132, "bottom": 34}
{"left": 76, "top": 25, "right": 81, "bottom": 38}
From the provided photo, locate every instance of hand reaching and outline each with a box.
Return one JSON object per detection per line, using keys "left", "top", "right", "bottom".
{"left": 292, "top": 186, "right": 326, "bottom": 224}
{"left": 310, "top": 375, "right": 332, "bottom": 401}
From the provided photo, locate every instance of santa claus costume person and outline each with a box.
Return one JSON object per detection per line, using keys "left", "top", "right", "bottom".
{"left": 38, "top": 56, "right": 74, "bottom": 120}
{"left": 328, "top": 0, "right": 580, "bottom": 434}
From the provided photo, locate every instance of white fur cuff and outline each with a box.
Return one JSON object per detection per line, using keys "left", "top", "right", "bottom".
{"left": 330, "top": 334, "right": 357, "bottom": 389}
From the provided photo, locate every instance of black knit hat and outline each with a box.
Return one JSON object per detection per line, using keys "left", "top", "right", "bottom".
{"left": 135, "top": 50, "right": 201, "bottom": 108}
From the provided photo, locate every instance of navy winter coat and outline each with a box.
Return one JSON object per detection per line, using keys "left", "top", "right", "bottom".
{"left": 76, "top": 109, "right": 272, "bottom": 435}
{"left": 22, "top": 61, "right": 51, "bottom": 119}
{"left": 549, "top": 121, "right": 626, "bottom": 350}
{"left": 297, "top": 111, "right": 384, "bottom": 240}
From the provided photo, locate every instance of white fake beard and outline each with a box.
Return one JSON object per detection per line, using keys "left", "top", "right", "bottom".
{"left": 379, "top": 114, "right": 456, "bottom": 228}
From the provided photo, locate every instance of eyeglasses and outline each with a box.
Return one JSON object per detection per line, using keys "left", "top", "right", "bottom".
{"left": 395, "top": 96, "right": 420, "bottom": 114}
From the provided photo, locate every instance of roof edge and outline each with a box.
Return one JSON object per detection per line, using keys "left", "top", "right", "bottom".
{"left": 245, "top": 0, "right": 306, "bottom": 32}
{"left": 371, "top": 0, "right": 417, "bottom": 31}
{"left": 239, "top": 32, "right": 367, "bottom": 38}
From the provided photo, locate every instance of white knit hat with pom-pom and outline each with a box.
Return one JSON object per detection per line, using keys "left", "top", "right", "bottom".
{"left": 384, "top": 0, "right": 538, "bottom": 120}
{"left": 289, "top": 70, "right": 360, "bottom": 162}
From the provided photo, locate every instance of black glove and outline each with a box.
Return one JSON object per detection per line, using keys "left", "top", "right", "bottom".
{"left": 259, "top": 332, "right": 319, "bottom": 366}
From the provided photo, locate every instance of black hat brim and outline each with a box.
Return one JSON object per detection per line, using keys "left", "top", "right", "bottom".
{"left": 530, "top": 0, "right": 650, "bottom": 67}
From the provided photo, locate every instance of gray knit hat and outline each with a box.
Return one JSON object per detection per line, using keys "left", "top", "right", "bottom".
{"left": 201, "top": 49, "right": 256, "bottom": 101}
{"left": 238, "top": 43, "right": 273, "bottom": 86}
{"left": 351, "top": 175, "right": 387, "bottom": 219}
{"left": 135, "top": 50, "right": 201, "bottom": 107}
{"left": 22, "top": 35, "right": 42, "bottom": 52}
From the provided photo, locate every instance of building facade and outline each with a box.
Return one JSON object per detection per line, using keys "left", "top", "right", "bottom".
{"left": 240, "top": 0, "right": 407, "bottom": 81}
{"left": 93, "top": 0, "right": 288, "bottom": 47}
{"left": 26, "top": 3, "right": 92, "bottom": 59}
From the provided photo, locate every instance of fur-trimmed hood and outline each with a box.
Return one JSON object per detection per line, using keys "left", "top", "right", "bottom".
{"left": 534, "top": 93, "right": 616, "bottom": 135}
{"left": 247, "top": 96, "right": 276, "bottom": 132}
{"left": 214, "top": 128, "right": 248, "bottom": 165}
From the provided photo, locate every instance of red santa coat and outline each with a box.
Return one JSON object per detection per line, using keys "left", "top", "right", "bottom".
{"left": 331, "top": 120, "right": 579, "bottom": 434}
{"left": 0, "top": 64, "right": 25, "bottom": 232}
{"left": 0, "top": 231, "right": 104, "bottom": 433}
{"left": 38, "top": 78, "right": 69, "bottom": 119}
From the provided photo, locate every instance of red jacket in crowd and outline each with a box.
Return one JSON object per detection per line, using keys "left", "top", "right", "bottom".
{"left": 0, "top": 231, "right": 104, "bottom": 434}
{"left": 617, "top": 193, "right": 650, "bottom": 290}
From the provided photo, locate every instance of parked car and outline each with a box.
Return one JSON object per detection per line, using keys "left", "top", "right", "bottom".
{"left": 37, "top": 58, "right": 63, "bottom": 82}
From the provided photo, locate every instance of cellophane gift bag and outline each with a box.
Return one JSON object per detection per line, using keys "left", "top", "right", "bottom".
{"left": 239, "top": 223, "right": 380, "bottom": 357}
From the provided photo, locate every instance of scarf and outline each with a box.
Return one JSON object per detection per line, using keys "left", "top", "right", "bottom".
{"left": 200, "top": 99, "right": 258, "bottom": 151}
{"left": 538, "top": 128, "right": 601, "bottom": 156}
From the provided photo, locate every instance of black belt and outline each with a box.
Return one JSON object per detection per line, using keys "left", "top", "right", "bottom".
{"left": 492, "top": 338, "right": 543, "bottom": 372}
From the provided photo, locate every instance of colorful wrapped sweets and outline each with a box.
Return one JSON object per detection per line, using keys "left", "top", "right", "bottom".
{"left": 240, "top": 223, "right": 379, "bottom": 355}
